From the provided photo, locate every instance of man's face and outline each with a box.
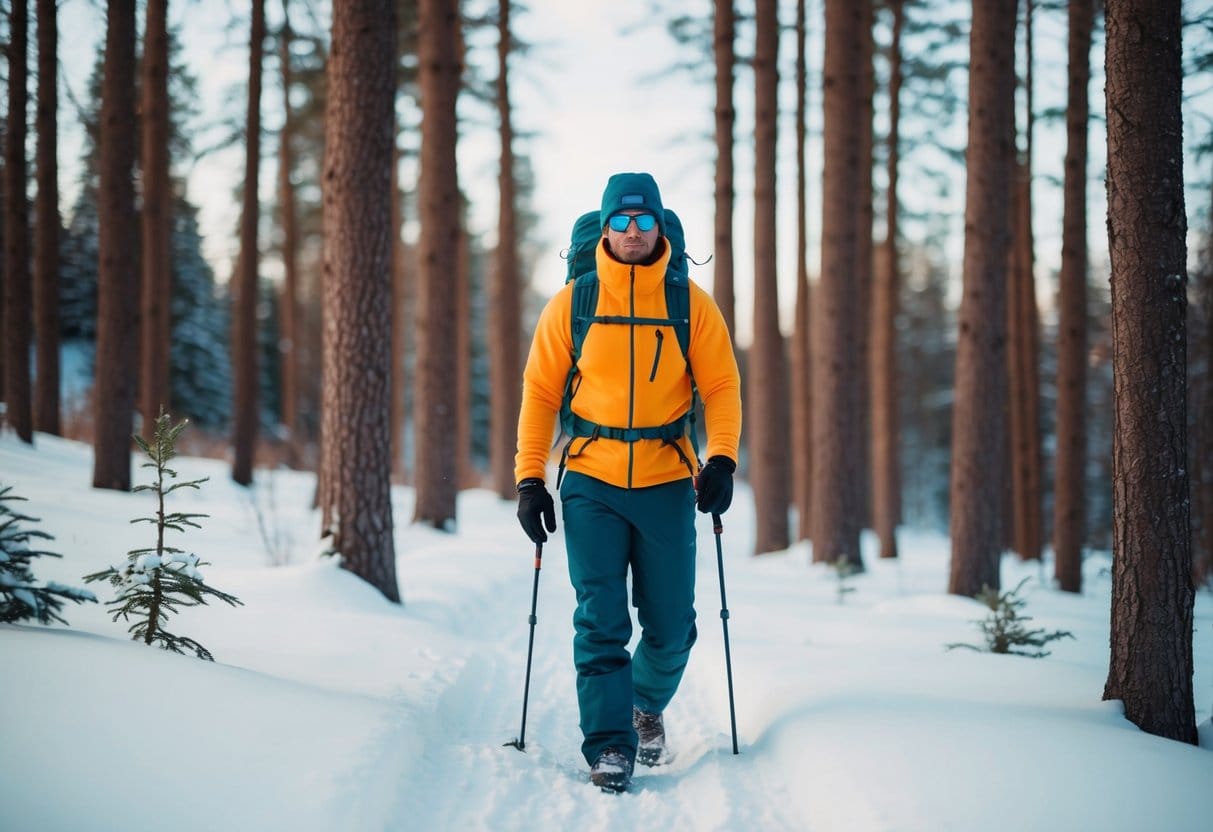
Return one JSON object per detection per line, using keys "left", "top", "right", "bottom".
{"left": 604, "top": 209, "right": 661, "bottom": 264}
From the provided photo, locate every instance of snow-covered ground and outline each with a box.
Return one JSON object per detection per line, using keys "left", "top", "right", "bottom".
{"left": 2, "top": 431, "right": 1211, "bottom": 831}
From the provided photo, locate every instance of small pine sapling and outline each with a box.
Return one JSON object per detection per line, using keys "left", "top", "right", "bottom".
{"left": 0, "top": 486, "right": 97, "bottom": 624}
{"left": 947, "top": 577, "right": 1074, "bottom": 658}
{"left": 833, "top": 556, "right": 858, "bottom": 604}
{"left": 85, "top": 411, "right": 242, "bottom": 661}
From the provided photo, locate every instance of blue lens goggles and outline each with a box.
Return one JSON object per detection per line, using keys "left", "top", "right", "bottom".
{"left": 608, "top": 213, "right": 658, "bottom": 233}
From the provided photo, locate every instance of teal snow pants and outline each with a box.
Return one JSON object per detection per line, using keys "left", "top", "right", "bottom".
{"left": 559, "top": 470, "right": 698, "bottom": 766}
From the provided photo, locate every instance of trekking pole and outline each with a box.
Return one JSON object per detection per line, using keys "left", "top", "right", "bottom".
{"left": 505, "top": 542, "right": 543, "bottom": 752}
{"left": 712, "top": 513, "right": 740, "bottom": 755}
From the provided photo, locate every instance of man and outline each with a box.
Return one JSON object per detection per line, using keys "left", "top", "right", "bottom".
{"left": 514, "top": 172, "right": 742, "bottom": 792}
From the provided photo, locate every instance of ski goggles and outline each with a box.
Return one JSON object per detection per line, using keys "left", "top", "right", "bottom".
{"left": 607, "top": 212, "right": 658, "bottom": 233}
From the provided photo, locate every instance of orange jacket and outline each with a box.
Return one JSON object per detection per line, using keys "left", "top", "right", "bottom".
{"left": 515, "top": 238, "right": 742, "bottom": 489}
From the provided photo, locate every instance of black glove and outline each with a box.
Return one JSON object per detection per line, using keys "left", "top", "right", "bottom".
{"left": 517, "top": 478, "right": 557, "bottom": 544}
{"left": 695, "top": 456, "right": 736, "bottom": 515}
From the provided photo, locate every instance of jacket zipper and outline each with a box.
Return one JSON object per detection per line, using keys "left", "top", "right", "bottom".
{"left": 627, "top": 266, "right": 636, "bottom": 489}
{"left": 648, "top": 331, "right": 664, "bottom": 382}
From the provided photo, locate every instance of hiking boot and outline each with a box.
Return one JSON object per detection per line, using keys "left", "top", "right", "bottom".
{"left": 633, "top": 707, "right": 667, "bottom": 767}
{"left": 589, "top": 747, "right": 633, "bottom": 793}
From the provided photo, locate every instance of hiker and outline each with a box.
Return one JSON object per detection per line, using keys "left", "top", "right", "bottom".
{"left": 514, "top": 172, "right": 742, "bottom": 792}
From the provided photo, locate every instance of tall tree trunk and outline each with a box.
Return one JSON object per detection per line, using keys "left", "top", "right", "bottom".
{"left": 455, "top": 208, "right": 473, "bottom": 487}
{"left": 278, "top": 0, "right": 302, "bottom": 466}
{"left": 4, "top": 0, "right": 32, "bottom": 443}
{"left": 139, "top": 0, "right": 170, "bottom": 438}
{"left": 33, "top": 0, "right": 59, "bottom": 436}
{"left": 871, "top": 0, "right": 904, "bottom": 560}
{"left": 791, "top": 0, "right": 811, "bottom": 542}
{"left": 1102, "top": 0, "right": 1195, "bottom": 745}
{"left": 712, "top": 0, "right": 736, "bottom": 341}
{"left": 320, "top": 0, "right": 399, "bottom": 602}
{"left": 93, "top": 0, "right": 139, "bottom": 490}
{"left": 490, "top": 0, "right": 521, "bottom": 499}
{"left": 811, "top": 0, "right": 866, "bottom": 569}
{"left": 947, "top": 0, "right": 1016, "bottom": 597}
{"left": 750, "top": 0, "right": 789, "bottom": 555}
{"left": 1008, "top": 0, "right": 1043, "bottom": 562}
{"left": 413, "top": 0, "right": 461, "bottom": 529}
{"left": 854, "top": 0, "right": 875, "bottom": 532}
{"left": 232, "top": 0, "right": 266, "bottom": 486}
{"left": 1196, "top": 214, "right": 1213, "bottom": 586}
{"left": 1054, "top": 0, "right": 1091, "bottom": 593}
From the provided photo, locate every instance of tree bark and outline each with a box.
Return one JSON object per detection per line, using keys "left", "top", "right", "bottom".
{"left": 33, "top": 0, "right": 60, "bottom": 436}
{"left": 791, "top": 0, "right": 811, "bottom": 542}
{"left": 1102, "top": 0, "right": 1195, "bottom": 745}
{"left": 490, "top": 0, "right": 522, "bottom": 500}
{"left": 231, "top": 0, "right": 265, "bottom": 486}
{"left": 413, "top": 0, "right": 462, "bottom": 529}
{"left": 321, "top": 0, "right": 400, "bottom": 602}
{"left": 871, "top": 0, "right": 904, "bottom": 560}
{"left": 278, "top": 0, "right": 301, "bottom": 466}
{"left": 854, "top": 0, "right": 875, "bottom": 532}
{"left": 712, "top": 0, "right": 736, "bottom": 341}
{"left": 93, "top": 0, "right": 139, "bottom": 490}
{"left": 1007, "top": 0, "right": 1043, "bottom": 563}
{"left": 811, "top": 0, "right": 867, "bottom": 569}
{"left": 947, "top": 0, "right": 1016, "bottom": 596}
{"left": 749, "top": 0, "right": 789, "bottom": 555}
{"left": 4, "top": 0, "right": 32, "bottom": 443}
{"left": 139, "top": 0, "right": 171, "bottom": 438}
{"left": 1054, "top": 0, "right": 1094, "bottom": 593}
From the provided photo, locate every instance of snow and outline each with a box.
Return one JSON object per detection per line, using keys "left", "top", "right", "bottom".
{"left": 2, "top": 431, "right": 1211, "bottom": 832}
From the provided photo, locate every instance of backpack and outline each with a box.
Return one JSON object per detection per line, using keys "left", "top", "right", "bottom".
{"left": 556, "top": 208, "right": 700, "bottom": 485}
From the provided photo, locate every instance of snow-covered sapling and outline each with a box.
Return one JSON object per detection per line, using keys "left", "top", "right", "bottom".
{"left": 0, "top": 486, "right": 97, "bottom": 624}
{"left": 946, "top": 577, "right": 1073, "bottom": 658}
{"left": 84, "top": 411, "right": 241, "bottom": 661}
{"left": 833, "top": 556, "right": 858, "bottom": 604}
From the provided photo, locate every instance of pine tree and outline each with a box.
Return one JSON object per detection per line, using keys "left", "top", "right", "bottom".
{"left": 0, "top": 486, "right": 97, "bottom": 624}
{"left": 169, "top": 199, "right": 232, "bottom": 428}
{"left": 85, "top": 412, "right": 242, "bottom": 661}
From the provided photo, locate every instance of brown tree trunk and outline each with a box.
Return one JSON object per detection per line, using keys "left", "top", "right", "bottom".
{"left": 947, "top": 0, "right": 1016, "bottom": 597}
{"left": 1102, "top": 0, "right": 1195, "bottom": 745}
{"left": 749, "top": 0, "right": 789, "bottom": 555}
{"left": 1196, "top": 225, "right": 1213, "bottom": 585}
{"left": 455, "top": 209, "right": 473, "bottom": 488}
{"left": 4, "top": 0, "right": 32, "bottom": 443}
{"left": 791, "top": 0, "right": 811, "bottom": 542}
{"left": 1008, "top": 164, "right": 1042, "bottom": 562}
{"left": 33, "top": 0, "right": 60, "bottom": 437}
{"left": 490, "top": 0, "right": 522, "bottom": 500}
{"left": 413, "top": 0, "right": 462, "bottom": 529}
{"left": 231, "top": 0, "right": 265, "bottom": 486}
{"left": 278, "top": 0, "right": 302, "bottom": 466}
{"left": 871, "top": 0, "right": 904, "bottom": 561}
{"left": 139, "top": 0, "right": 171, "bottom": 438}
{"left": 811, "top": 0, "right": 867, "bottom": 570}
{"left": 713, "top": 0, "right": 736, "bottom": 341}
{"left": 93, "top": 0, "right": 139, "bottom": 490}
{"left": 854, "top": 0, "right": 875, "bottom": 532}
{"left": 320, "top": 0, "right": 399, "bottom": 602}
{"left": 1007, "top": 0, "right": 1043, "bottom": 563}
{"left": 1054, "top": 0, "right": 1091, "bottom": 593}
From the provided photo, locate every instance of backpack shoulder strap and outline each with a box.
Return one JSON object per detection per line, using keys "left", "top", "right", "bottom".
{"left": 570, "top": 272, "right": 600, "bottom": 360}
{"left": 663, "top": 271, "right": 691, "bottom": 364}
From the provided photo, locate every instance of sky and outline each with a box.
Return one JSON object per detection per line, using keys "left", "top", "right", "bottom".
{"left": 51, "top": 0, "right": 1157, "bottom": 348}
{"left": 3, "top": 429, "right": 1213, "bottom": 830}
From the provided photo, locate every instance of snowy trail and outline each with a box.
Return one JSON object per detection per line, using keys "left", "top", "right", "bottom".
{"left": 373, "top": 524, "right": 811, "bottom": 832}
